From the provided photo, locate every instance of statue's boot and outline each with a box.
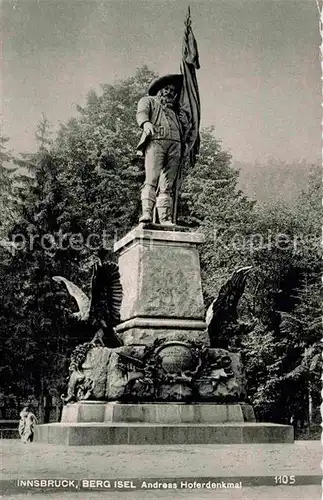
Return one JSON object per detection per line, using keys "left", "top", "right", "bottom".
{"left": 139, "top": 184, "right": 156, "bottom": 223}
{"left": 156, "top": 193, "right": 174, "bottom": 226}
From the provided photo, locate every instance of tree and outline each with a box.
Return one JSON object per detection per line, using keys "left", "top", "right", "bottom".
{"left": 240, "top": 165, "right": 321, "bottom": 424}
{"left": 0, "top": 134, "right": 67, "bottom": 414}
{"left": 0, "top": 133, "right": 19, "bottom": 240}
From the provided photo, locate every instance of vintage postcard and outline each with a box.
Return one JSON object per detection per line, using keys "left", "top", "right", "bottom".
{"left": 0, "top": 1, "right": 321, "bottom": 499}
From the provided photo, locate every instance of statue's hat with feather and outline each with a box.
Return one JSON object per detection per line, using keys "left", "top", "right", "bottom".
{"left": 148, "top": 74, "right": 183, "bottom": 96}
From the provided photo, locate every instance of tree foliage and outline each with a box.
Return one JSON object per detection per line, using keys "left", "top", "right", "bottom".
{"left": 240, "top": 167, "right": 321, "bottom": 422}
{"left": 0, "top": 134, "right": 19, "bottom": 240}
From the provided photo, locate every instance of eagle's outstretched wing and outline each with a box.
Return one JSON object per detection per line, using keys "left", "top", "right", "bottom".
{"left": 206, "top": 266, "right": 252, "bottom": 347}
{"left": 52, "top": 276, "right": 91, "bottom": 320}
{"left": 89, "top": 261, "right": 123, "bottom": 326}
{"left": 53, "top": 261, "right": 123, "bottom": 347}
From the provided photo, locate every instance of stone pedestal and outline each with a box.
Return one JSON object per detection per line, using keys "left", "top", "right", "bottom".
{"left": 36, "top": 226, "right": 294, "bottom": 446}
{"left": 114, "top": 226, "right": 208, "bottom": 345}
{"left": 36, "top": 402, "right": 294, "bottom": 445}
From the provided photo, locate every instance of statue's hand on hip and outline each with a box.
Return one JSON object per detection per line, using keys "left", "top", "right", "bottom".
{"left": 143, "top": 122, "right": 154, "bottom": 136}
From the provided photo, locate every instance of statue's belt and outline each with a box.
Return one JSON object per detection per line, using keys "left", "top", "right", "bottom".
{"left": 137, "top": 127, "right": 182, "bottom": 152}
{"left": 152, "top": 125, "right": 181, "bottom": 141}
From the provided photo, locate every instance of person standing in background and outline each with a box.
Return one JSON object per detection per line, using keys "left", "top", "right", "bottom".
{"left": 18, "top": 406, "right": 38, "bottom": 443}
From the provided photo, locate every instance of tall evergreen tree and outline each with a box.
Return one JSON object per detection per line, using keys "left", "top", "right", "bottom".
{"left": 0, "top": 133, "right": 18, "bottom": 240}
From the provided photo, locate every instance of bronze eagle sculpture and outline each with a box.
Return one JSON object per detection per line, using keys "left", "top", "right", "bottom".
{"left": 52, "top": 259, "right": 123, "bottom": 348}
{"left": 206, "top": 266, "right": 255, "bottom": 349}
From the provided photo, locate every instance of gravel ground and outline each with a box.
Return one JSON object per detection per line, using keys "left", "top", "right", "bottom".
{"left": 1, "top": 440, "right": 321, "bottom": 478}
{"left": 0, "top": 440, "right": 321, "bottom": 499}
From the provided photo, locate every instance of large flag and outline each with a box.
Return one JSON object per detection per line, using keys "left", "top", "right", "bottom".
{"left": 180, "top": 6, "right": 201, "bottom": 166}
{"left": 173, "top": 7, "right": 200, "bottom": 222}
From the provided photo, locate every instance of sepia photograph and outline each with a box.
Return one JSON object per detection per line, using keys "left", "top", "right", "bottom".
{"left": 1, "top": 1, "right": 321, "bottom": 499}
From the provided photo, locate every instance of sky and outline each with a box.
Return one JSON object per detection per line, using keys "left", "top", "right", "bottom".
{"left": 1, "top": 0, "right": 321, "bottom": 164}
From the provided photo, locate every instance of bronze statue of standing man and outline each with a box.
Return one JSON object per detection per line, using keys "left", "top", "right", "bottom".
{"left": 136, "top": 74, "right": 189, "bottom": 225}
{"left": 136, "top": 8, "right": 200, "bottom": 226}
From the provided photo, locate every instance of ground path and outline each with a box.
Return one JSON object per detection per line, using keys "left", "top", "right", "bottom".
{"left": 0, "top": 440, "right": 321, "bottom": 499}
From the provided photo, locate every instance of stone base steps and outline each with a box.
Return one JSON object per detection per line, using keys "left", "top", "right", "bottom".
{"left": 61, "top": 402, "right": 256, "bottom": 424}
{"left": 35, "top": 422, "right": 293, "bottom": 446}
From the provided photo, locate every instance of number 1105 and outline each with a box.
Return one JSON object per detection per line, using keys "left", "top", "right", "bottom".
{"left": 274, "top": 475, "right": 296, "bottom": 485}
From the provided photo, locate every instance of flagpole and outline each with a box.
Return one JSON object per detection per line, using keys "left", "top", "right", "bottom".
{"left": 172, "top": 8, "right": 188, "bottom": 225}
{"left": 172, "top": 157, "right": 183, "bottom": 224}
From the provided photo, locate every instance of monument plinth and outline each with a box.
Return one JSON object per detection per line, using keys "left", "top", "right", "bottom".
{"left": 35, "top": 225, "right": 293, "bottom": 444}
{"left": 114, "top": 226, "right": 208, "bottom": 346}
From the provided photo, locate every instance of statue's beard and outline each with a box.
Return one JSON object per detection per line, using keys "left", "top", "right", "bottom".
{"left": 159, "top": 94, "right": 176, "bottom": 108}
